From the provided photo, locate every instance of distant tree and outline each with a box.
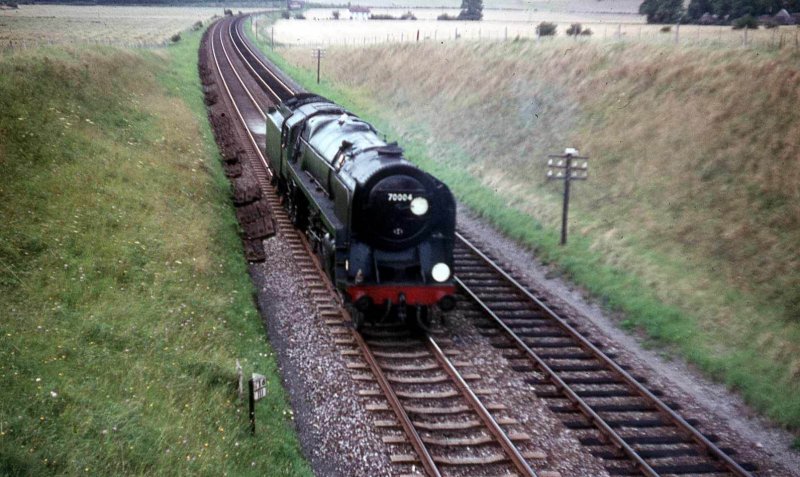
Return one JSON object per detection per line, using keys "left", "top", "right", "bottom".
{"left": 687, "top": 0, "right": 713, "bottom": 20}
{"left": 536, "top": 21, "right": 557, "bottom": 36}
{"left": 732, "top": 13, "right": 759, "bottom": 28}
{"left": 639, "top": 0, "right": 684, "bottom": 23}
{"left": 566, "top": 23, "right": 583, "bottom": 36}
{"left": 687, "top": 0, "right": 793, "bottom": 23}
{"left": 457, "top": 0, "right": 483, "bottom": 20}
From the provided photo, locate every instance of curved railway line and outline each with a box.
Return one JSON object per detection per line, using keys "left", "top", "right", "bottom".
{"left": 204, "top": 15, "right": 759, "bottom": 477}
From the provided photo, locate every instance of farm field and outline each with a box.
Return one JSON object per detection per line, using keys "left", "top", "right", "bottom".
{"left": 323, "top": 0, "right": 642, "bottom": 11}
{"left": 250, "top": 25, "right": 800, "bottom": 434}
{"left": 0, "top": 5, "right": 260, "bottom": 48}
{"left": 268, "top": 8, "right": 798, "bottom": 50}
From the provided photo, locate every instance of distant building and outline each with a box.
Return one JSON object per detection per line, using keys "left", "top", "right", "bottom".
{"left": 349, "top": 6, "right": 370, "bottom": 19}
{"left": 698, "top": 12, "right": 718, "bottom": 24}
{"left": 287, "top": 1, "right": 304, "bottom": 10}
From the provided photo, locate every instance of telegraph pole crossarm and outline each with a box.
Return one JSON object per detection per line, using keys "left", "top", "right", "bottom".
{"left": 546, "top": 148, "right": 589, "bottom": 245}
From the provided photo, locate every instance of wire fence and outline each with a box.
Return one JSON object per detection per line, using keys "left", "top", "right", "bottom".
{"left": 256, "top": 19, "right": 800, "bottom": 53}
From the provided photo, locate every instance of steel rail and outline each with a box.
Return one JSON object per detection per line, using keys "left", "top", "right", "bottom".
{"left": 226, "top": 23, "right": 284, "bottom": 103}
{"left": 220, "top": 17, "right": 529, "bottom": 476}
{"left": 232, "top": 17, "right": 297, "bottom": 98}
{"left": 217, "top": 22, "right": 267, "bottom": 119}
{"left": 456, "top": 275, "right": 661, "bottom": 477}
{"left": 454, "top": 232, "right": 754, "bottom": 477}
{"left": 211, "top": 18, "right": 442, "bottom": 476}
{"left": 351, "top": 330, "right": 443, "bottom": 477}
{"left": 209, "top": 19, "right": 270, "bottom": 177}
{"left": 426, "top": 336, "right": 538, "bottom": 477}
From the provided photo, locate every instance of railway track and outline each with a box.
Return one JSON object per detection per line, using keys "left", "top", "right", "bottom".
{"left": 204, "top": 14, "right": 757, "bottom": 477}
{"left": 453, "top": 233, "right": 756, "bottom": 477}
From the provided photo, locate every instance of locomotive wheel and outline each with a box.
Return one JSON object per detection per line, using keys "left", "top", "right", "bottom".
{"left": 415, "top": 306, "right": 432, "bottom": 333}
{"left": 287, "top": 188, "right": 307, "bottom": 229}
{"left": 288, "top": 203, "right": 298, "bottom": 226}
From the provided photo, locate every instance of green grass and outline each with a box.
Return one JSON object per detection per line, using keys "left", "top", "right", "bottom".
{"left": 0, "top": 28, "right": 311, "bottom": 476}
{"left": 247, "top": 20, "right": 800, "bottom": 435}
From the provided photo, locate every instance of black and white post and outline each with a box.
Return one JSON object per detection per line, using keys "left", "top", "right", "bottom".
{"left": 546, "top": 148, "right": 589, "bottom": 245}
{"left": 248, "top": 373, "right": 268, "bottom": 435}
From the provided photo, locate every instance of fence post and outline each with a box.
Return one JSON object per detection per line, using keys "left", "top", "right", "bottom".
{"left": 674, "top": 23, "right": 680, "bottom": 44}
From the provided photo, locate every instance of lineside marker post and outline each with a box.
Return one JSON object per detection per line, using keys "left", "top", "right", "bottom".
{"left": 546, "top": 148, "right": 589, "bottom": 245}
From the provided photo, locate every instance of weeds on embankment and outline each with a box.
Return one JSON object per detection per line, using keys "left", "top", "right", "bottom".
{"left": 0, "top": 29, "right": 311, "bottom": 476}
{"left": 251, "top": 25, "right": 800, "bottom": 432}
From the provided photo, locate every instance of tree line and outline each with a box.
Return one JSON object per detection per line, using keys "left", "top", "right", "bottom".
{"left": 11, "top": 0, "right": 286, "bottom": 5}
{"left": 640, "top": 0, "right": 800, "bottom": 23}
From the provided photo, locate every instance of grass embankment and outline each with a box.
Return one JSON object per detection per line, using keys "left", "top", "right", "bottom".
{"left": 0, "top": 29, "right": 311, "bottom": 475}
{"left": 250, "top": 27, "right": 800, "bottom": 433}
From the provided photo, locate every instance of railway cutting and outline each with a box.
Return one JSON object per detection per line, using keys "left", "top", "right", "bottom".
{"left": 199, "top": 14, "right": 767, "bottom": 477}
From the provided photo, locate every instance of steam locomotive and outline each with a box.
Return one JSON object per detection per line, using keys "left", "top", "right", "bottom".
{"left": 265, "top": 93, "right": 456, "bottom": 329}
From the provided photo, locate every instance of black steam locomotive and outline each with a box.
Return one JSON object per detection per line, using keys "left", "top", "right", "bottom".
{"left": 265, "top": 93, "right": 456, "bottom": 328}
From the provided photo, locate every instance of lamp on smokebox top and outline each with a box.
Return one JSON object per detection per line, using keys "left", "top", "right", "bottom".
{"left": 248, "top": 373, "right": 268, "bottom": 435}
{"left": 546, "top": 148, "right": 589, "bottom": 246}
{"left": 311, "top": 48, "right": 326, "bottom": 84}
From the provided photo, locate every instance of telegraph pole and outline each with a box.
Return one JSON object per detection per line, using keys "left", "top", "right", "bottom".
{"left": 311, "top": 48, "right": 326, "bottom": 84}
{"left": 546, "top": 148, "right": 589, "bottom": 245}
